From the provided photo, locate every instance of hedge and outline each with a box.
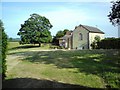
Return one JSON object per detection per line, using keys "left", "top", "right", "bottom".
{"left": 0, "top": 20, "right": 8, "bottom": 80}
{"left": 97, "top": 38, "right": 120, "bottom": 49}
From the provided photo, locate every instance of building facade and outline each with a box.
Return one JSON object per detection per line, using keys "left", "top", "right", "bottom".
{"left": 59, "top": 24, "right": 105, "bottom": 49}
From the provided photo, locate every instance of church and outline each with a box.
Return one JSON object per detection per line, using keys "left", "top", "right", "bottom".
{"left": 59, "top": 24, "right": 105, "bottom": 49}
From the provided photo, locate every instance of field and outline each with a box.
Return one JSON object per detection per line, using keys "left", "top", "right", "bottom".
{"left": 3, "top": 42, "right": 120, "bottom": 88}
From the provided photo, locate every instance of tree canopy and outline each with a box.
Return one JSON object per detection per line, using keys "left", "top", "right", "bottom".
{"left": 18, "top": 13, "right": 53, "bottom": 46}
{"left": 52, "top": 29, "right": 69, "bottom": 45}
{"left": 108, "top": 1, "right": 120, "bottom": 25}
{"left": 56, "top": 30, "right": 64, "bottom": 38}
{"left": 56, "top": 29, "right": 69, "bottom": 38}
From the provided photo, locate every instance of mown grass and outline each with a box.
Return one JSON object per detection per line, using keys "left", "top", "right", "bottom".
{"left": 8, "top": 42, "right": 51, "bottom": 50}
{"left": 5, "top": 42, "right": 120, "bottom": 88}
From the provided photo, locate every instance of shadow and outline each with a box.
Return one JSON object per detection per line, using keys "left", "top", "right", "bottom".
{"left": 20, "top": 50, "right": 120, "bottom": 73}
{"left": 8, "top": 45, "right": 39, "bottom": 50}
{"left": 9, "top": 49, "right": 120, "bottom": 73}
{"left": 8, "top": 49, "right": 120, "bottom": 88}
{"left": 2, "top": 78, "right": 91, "bottom": 88}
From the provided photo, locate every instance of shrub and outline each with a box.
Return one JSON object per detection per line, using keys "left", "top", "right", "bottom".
{"left": 91, "top": 35, "right": 100, "bottom": 49}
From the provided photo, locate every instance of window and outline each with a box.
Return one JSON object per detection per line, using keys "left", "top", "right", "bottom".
{"left": 79, "top": 33, "right": 83, "bottom": 40}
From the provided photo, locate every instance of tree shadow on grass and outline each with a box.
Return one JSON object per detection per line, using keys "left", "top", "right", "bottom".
{"left": 11, "top": 49, "right": 119, "bottom": 75}
{"left": 8, "top": 45, "right": 39, "bottom": 50}
{"left": 20, "top": 50, "right": 120, "bottom": 74}
{"left": 2, "top": 78, "right": 91, "bottom": 88}
{"left": 9, "top": 49, "right": 120, "bottom": 88}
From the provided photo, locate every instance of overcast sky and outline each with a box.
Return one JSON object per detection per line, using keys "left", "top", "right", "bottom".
{"left": 1, "top": 1, "right": 118, "bottom": 38}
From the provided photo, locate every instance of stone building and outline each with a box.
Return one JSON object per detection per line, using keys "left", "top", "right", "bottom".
{"left": 59, "top": 24, "right": 105, "bottom": 49}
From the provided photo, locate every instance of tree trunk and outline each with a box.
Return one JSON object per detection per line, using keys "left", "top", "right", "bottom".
{"left": 39, "top": 43, "right": 41, "bottom": 47}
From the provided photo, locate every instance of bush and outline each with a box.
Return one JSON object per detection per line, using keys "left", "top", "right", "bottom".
{"left": 91, "top": 35, "right": 100, "bottom": 49}
{"left": 97, "top": 38, "right": 120, "bottom": 49}
{"left": 0, "top": 20, "right": 8, "bottom": 80}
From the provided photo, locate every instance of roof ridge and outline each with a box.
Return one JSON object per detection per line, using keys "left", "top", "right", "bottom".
{"left": 79, "top": 24, "right": 104, "bottom": 34}
{"left": 80, "top": 24, "right": 99, "bottom": 29}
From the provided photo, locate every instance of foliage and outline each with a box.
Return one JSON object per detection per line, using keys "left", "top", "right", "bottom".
{"left": 52, "top": 36, "right": 59, "bottom": 45}
{"left": 91, "top": 35, "right": 100, "bottom": 49}
{"left": 91, "top": 41, "right": 96, "bottom": 49}
{"left": 55, "top": 29, "right": 69, "bottom": 38}
{"left": 18, "top": 13, "right": 53, "bottom": 46}
{"left": 97, "top": 38, "right": 120, "bottom": 49}
{"left": 56, "top": 30, "right": 65, "bottom": 38}
{"left": 0, "top": 20, "right": 8, "bottom": 80}
{"left": 52, "top": 29, "right": 69, "bottom": 45}
{"left": 63, "top": 29, "right": 69, "bottom": 35}
{"left": 108, "top": 1, "right": 120, "bottom": 25}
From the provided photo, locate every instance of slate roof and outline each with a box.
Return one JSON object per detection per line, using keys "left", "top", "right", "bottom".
{"left": 79, "top": 24, "right": 105, "bottom": 34}
{"left": 59, "top": 25, "right": 104, "bottom": 40}
{"left": 66, "top": 31, "right": 73, "bottom": 35}
{"left": 59, "top": 35, "right": 71, "bottom": 40}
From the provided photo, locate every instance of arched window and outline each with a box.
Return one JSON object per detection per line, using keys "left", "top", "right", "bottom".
{"left": 79, "top": 33, "right": 83, "bottom": 40}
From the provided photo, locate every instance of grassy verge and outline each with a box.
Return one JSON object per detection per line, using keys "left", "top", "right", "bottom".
{"left": 5, "top": 42, "right": 120, "bottom": 88}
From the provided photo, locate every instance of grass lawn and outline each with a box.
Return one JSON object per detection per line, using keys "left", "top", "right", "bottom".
{"left": 3, "top": 42, "right": 120, "bottom": 88}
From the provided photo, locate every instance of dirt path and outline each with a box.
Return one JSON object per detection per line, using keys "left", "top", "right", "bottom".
{"left": 6, "top": 55, "right": 22, "bottom": 71}
{"left": 6, "top": 49, "right": 65, "bottom": 71}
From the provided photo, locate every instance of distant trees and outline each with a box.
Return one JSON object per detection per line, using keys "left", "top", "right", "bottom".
{"left": 108, "top": 1, "right": 120, "bottom": 25}
{"left": 18, "top": 13, "right": 53, "bottom": 47}
{"left": 0, "top": 20, "right": 8, "bottom": 80}
{"left": 52, "top": 29, "right": 69, "bottom": 45}
{"left": 8, "top": 37, "right": 20, "bottom": 42}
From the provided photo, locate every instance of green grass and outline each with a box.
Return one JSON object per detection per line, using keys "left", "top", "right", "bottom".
{"left": 5, "top": 42, "right": 120, "bottom": 88}
{"left": 8, "top": 42, "right": 20, "bottom": 50}
{"left": 8, "top": 42, "right": 51, "bottom": 50}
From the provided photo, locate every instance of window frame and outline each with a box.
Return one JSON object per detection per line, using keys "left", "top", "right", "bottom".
{"left": 79, "top": 33, "right": 83, "bottom": 40}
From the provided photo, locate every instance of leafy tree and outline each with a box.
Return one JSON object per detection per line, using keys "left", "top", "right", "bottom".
{"left": 18, "top": 13, "right": 53, "bottom": 47}
{"left": 56, "top": 30, "right": 65, "bottom": 38}
{"left": 0, "top": 20, "right": 8, "bottom": 80}
{"left": 108, "top": 1, "right": 120, "bottom": 25}
{"left": 94, "top": 35, "right": 100, "bottom": 42}
{"left": 91, "top": 35, "right": 100, "bottom": 49}
{"left": 63, "top": 29, "right": 69, "bottom": 35}
{"left": 52, "top": 36, "right": 59, "bottom": 45}
{"left": 56, "top": 29, "right": 69, "bottom": 38}
{"left": 52, "top": 29, "right": 69, "bottom": 45}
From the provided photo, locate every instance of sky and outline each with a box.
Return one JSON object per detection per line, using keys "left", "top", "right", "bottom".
{"left": 1, "top": 1, "right": 119, "bottom": 38}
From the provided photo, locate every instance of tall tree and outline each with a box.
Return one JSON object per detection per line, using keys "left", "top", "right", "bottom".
{"left": 108, "top": 1, "right": 120, "bottom": 25}
{"left": 0, "top": 20, "right": 8, "bottom": 80}
{"left": 18, "top": 13, "right": 53, "bottom": 46}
